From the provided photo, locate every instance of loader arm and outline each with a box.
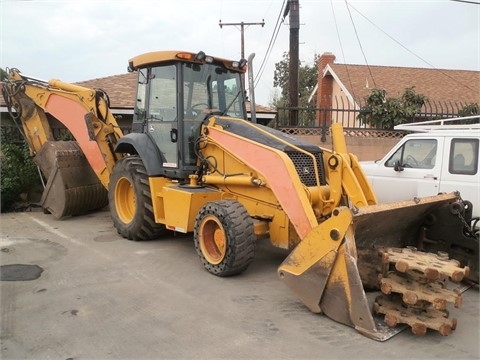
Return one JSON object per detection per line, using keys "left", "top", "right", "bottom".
{"left": 201, "top": 117, "right": 473, "bottom": 340}
{"left": 2, "top": 69, "right": 124, "bottom": 217}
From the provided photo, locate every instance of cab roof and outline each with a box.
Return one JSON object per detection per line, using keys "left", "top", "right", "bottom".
{"left": 128, "top": 50, "right": 246, "bottom": 73}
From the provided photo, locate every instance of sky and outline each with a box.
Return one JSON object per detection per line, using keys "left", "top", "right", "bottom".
{"left": 1, "top": 0, "right": 479, "bottom": 106}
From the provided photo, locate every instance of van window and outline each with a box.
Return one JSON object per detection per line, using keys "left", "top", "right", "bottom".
{"left": 449, "top": 138, "right": 479, "bottom": 175}
{"left": 385, "top": 139, "right": 437, "bottom": 169}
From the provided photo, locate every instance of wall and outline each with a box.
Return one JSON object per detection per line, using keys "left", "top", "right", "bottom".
{"left": 295, "top": 135, "right": 400, "bottom": 161}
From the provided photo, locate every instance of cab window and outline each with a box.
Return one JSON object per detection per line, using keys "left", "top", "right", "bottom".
{"left": 149, "top": 65, "right": 177, "bottom": 121}
{"left": 449, "top": 139, "right": 479, "bottom": 175}
{"left": 133, "top": 68, "right": 148, "bottom": 132}
{"left": 385, "top": 139, "right": 437, "bottom": 169}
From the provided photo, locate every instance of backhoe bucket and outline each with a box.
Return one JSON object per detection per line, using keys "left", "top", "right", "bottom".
{"left": 278, "top": 193, "right": 469, "bottom": 341}
{"left": 34, "top": 141, "right": 108, "bottom": 219}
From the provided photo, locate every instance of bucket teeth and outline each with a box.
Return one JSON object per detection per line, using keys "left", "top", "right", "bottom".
{"left": 374, "top": 247, "right": 468, "bottom": 336}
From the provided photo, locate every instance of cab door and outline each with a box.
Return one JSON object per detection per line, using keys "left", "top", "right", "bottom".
{"left": 146, "top": 65, "right": 179, "bottom": 168}
{"left": 365, "top": 137, "right": 443, "bottom": 203}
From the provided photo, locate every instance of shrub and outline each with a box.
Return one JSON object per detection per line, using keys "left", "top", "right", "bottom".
{"left": 0, "top": 138, "right": 39, "bottom": 212}
{"left": 358, "top": 87, "right": 427, "bottom": 130}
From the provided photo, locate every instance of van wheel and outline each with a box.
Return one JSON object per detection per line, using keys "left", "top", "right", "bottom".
{"left": 109, "top": 156, "right": 167, "bottom": 240}
{"left": 194, "top": 200, "right": 256, "bottom": 276}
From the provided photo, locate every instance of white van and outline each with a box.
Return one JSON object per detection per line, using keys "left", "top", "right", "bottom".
{"left": 360, "top": 117, "right": 480, "bottom": 217}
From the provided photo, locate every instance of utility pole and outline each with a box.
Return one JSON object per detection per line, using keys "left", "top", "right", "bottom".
{"left": 288, "top": 0, "right": 300, "bottom": 126}
{"left": 219, "top": 19, "right": 265, "bottom": 97}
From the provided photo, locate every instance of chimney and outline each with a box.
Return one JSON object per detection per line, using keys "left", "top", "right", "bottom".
{"left": 317, "top": 52, "right": 336, "bottom": 126}
{"left": 319, "top": 52, "right": 336, "bottom": 73}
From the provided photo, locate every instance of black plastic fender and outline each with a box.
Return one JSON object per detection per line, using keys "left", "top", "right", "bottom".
{"left": 114, "top": 133, "right": 165, "bottom": 176}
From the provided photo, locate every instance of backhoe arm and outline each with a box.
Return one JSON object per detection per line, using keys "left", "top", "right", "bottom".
{"left": 2, "top": 68, "right": 124, "bottom": 188}
{"left": 2, "top": 69, "right": 124, "bottom": 217}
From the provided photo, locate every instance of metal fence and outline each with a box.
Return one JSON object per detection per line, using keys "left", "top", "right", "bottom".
{"left": 274, "top": 98, "right": 474, "bottom": 141}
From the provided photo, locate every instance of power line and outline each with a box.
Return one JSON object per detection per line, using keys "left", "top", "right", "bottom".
{"left": 344, "top": 0, "right": 376, "bottom": 88}
{"left": 347, "top": 2, "right": 476, "bottom": 92}
{"left": 330, "top": 0, "right": 356, "bottom": 101}
{"left": 450, "top": 0, "right": 480, "bottom": 5}
{"left": 219, "top": 19, "right": 265, "bottom": 92}
{"left": 254, "top": 0, "right": 287, "bottom": 88}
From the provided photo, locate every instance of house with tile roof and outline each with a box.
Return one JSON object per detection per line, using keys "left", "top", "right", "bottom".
{"left": 315, "top": 52, "right": 480, "bottom": 127}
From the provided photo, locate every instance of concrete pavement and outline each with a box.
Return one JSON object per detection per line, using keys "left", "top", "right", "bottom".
{"left": 1, "top": 208, "right": 479, "bottom": 359}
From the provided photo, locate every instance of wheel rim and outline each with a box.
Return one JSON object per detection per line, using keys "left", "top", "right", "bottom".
{"left": 114, "top": 176, "right": 136, "bottom": 224}
{"left": 199, "top": 215, "right": 226, "bottom": 265}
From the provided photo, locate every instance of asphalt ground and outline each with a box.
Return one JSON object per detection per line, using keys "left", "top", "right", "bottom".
{"left": 1, "top": 208, "right": 479, "bottom": 359}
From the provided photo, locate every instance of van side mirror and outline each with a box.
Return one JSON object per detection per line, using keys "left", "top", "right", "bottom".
{"left": 393, "top": 160, "right": 404, "bottom": 172}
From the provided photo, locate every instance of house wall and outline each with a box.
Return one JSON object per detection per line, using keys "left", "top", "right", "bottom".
{"left": 329, "top": 82, "right": 363, "bottom": 128}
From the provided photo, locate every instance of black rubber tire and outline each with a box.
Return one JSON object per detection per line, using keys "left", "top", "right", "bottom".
{"left": 194, "top": 200, "right": 256, "bottom": 276}
{"left": 109, "top": 156, "right": 167, "bottom": 241}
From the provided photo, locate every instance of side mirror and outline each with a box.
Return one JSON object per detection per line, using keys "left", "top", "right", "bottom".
{"left": 393, "top": 160, "right": 404, "bottom": 172}
{"left": 170, "top": 128, "right": 178, "bottom": 143}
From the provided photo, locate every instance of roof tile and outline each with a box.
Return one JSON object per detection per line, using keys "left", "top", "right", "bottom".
{"left": 329, "top": 63, "right": 480, "bottom": 106}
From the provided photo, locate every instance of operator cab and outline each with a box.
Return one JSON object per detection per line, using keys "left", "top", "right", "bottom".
{"left": 128, "top": 51, "right": 247, "bottom": 179}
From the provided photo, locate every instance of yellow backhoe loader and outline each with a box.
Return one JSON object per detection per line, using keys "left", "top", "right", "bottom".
{"left": 2, "top": 50, "right": 478, "bottom": 341}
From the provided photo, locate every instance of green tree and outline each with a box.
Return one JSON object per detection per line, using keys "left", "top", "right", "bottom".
{"left": 272, "top": 52, "right": 319, "bottom": 108}
{"left": 458, "top": 103, "right": 479, "bottom": 117}
{"left": 358, "top": 86, "right": 427, "bottom": 130}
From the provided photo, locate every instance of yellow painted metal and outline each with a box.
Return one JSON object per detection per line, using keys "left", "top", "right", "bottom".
{"left": 205, "top": 122, "right": 319, "bottom": 239}
{"left": 5, "top": 89, "right": 54, "bottom": 155}
{"left": 148, "top": 177, "right": 171, "bottom": 224}
{"left": 319, "top": 224, "right": 377, "bottom": 333}
{"left": 162, "top": 185, "right": 224, "bottom": 232}
{"left": 128, "top": 51, "right": 246, "bottom": 73}
{"left": 329, "top": 123, "right": 377, "bottom": 207}
{"left": 4, "top": 69, "right": 124, "bottom": 190}
{"left": 349, "top": 154, "right": 378, "bottom": 205}
{"left": 253, "top": 221, "right": 270, "bottom": 239}
{"left": 278, "top": 207, "right": 353, "bottom": 312}
{"left": 202, "top": 174, "right": 261, "bottom": 186}
{"left": 198, "top": 215, "right": 227, "bottom": 265}
{"left": 330, "top": 123, "right": 349, "bottom": 155}
{"left": 114, "top": 176, "right": 136, "bottom": 224}
{"left": 278, "top": 206, "right": 378, "bottom": 334}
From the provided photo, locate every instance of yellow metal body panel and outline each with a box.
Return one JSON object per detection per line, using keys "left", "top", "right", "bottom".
{"left": 201, "top": 118, "right": 321, "bottom": 249}
{"left": 328, "top": 123, "right": 378, "bottom": 207}
{"left": 128, "top": 51, "right": 246, "bottom": 73}
{"left": 163, "top": 186, "right": 224, "bottom": 233}
{"left": 149, "top": 177, "right": 226, "bottom": 232}
{"left": 148, "top": 177, "right": 174, "bottom": 224}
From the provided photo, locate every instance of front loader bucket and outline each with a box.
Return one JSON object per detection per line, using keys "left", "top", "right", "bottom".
{"left": 34, "top": 141, "right": 108, "bottom": 219}
{"left": 278, "top": 193, "right": 471, "bottom": 341}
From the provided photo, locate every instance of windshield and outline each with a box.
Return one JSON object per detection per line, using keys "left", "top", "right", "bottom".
{"left": 182, "top": 62, "right": 246, "bottom": 119}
